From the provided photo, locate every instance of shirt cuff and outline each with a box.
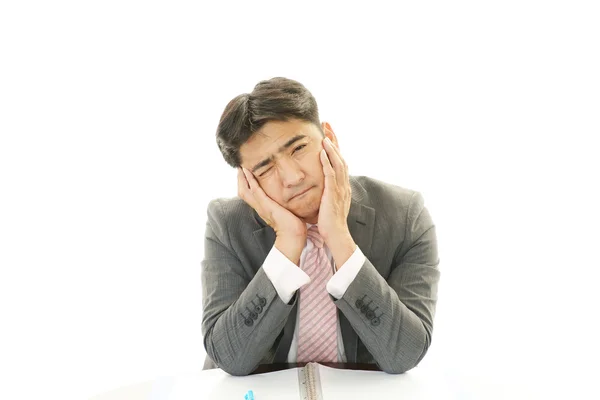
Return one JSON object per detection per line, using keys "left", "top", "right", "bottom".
{"left": 326, "top": 246, "right": 366, "bottom": 299}
{"left": 262, "top": 246, "right": 310, "bottom": 304}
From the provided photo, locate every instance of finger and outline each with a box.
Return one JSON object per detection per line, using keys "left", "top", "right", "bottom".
{"left": 238, "top": 168, "right": 249, "bottom": 190}
{"left": 242, "top": 167, "right": 258, "bottom": 192}
{"left": 324, "top": 137, "right": 347, "bottom": 172}
{"left": 238, "top": 168, "right": 255, "bottom": 206}
{"left": 323, "top": 138, "right": 348, "bottom": 181}
{"left": 320, "top": 148, "right": 336, "bottom": 182}
{"left": 242, "top": 167, "right": 272, "bottom": 205}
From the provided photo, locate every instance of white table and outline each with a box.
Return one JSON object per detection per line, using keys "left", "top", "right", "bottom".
{"left": 89, "top": 363, "right": 580, "bottom": 400}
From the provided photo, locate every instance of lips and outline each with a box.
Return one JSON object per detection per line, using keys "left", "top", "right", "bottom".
{"left": 290, "top": 186, "right": 313, "bottom": 200}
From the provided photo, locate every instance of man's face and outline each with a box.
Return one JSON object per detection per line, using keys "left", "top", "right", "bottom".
{"left": 239, "top": 118, "right": 332, "bottom": 224}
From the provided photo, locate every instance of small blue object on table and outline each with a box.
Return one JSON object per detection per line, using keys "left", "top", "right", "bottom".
{"left": 244, "top": 389, "right": 255, "bottom": 400}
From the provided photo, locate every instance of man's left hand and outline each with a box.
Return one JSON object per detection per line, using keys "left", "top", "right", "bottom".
{"left": 318, "top": 137, "right": 356, "bottom": 268}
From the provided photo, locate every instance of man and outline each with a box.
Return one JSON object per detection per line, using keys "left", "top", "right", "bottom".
{"left": 201, "top": 77, "right": 440, "bottom": 376}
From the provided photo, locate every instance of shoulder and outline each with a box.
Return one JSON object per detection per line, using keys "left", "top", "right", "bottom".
{"left": 350, "top": 176, "right": 431, "bottom": 240}
{"left": 206, "top": 196, "right": 254, "bottom": 223}
{"left": 350, "top": 176, "right": 435, "bottom": 260}
{"left": 205, "top": 196, "right": 258, "bottom": 237}
{"left": 350, "top": 175, "right": 424, "bottom": 214}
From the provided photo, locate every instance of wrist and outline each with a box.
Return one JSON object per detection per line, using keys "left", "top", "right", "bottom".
{"left": 275, "top": 235, "right": 305, "bottom": 266}
{"left": 326, "top": 231, "right": 356, "bottom": 270}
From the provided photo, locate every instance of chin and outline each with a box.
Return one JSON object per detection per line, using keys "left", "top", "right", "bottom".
{"left": 292, "top": 203, "right": 319, "bottom": 222}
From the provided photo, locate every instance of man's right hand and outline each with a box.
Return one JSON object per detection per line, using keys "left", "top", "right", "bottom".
{"left": 238, "top": 167, "right": 306, "bottom": 265}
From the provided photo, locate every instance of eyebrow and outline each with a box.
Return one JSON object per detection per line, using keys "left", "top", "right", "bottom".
{"left": 251, "top": 134, "right": 307, "bottom": 173}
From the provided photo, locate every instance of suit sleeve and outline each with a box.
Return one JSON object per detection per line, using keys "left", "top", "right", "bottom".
{"left": 201, "top": 200, "right": 297, "bottom": 376}
{"left": 333, "top": 191, "right": 440, "bottom": 374}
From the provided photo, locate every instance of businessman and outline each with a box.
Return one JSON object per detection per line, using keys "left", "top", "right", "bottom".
{"left": 201, "top": 77, "right": 440, "bottom": 375}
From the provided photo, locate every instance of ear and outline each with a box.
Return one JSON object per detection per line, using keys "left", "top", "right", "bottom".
{"left": 320, "top": 121, "right": 340, "bottom": 148}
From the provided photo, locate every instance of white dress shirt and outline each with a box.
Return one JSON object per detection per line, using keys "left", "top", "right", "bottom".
{"left": 262, "top": 223, "right": 366, "bottom": 363}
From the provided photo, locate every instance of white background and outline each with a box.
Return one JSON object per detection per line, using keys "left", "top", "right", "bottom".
{"left": 1, "top": 1, "right": 599, "bottom": 399}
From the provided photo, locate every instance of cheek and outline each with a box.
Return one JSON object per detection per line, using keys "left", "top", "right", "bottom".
{"left": 261, "top": 180, "right": 285, "bottom": 203}
{"left": 305, "top": 149, "right": 324, "bottom": 173}
{"left": 310, "top": 155, "right": 325, "bottom": 181}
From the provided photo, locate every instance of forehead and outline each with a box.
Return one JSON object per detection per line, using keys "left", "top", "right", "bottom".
{"left": 240, "top": 119, "right": 320, "bottom": 163}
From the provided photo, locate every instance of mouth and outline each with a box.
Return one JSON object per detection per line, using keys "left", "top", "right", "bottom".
{"left": 289, "top": 186, "right": 313, "bottom": 201}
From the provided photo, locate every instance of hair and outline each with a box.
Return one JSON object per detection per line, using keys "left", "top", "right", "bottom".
{"left": 215, "top": 77, "right": 322, "bottom": 168}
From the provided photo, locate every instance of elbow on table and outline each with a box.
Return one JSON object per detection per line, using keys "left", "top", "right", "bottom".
{"left": 205, "top": 347, "right": 257, "bottom": 376}
{"left": 205, "top": 349, "right": 256, "bottom": 376}
{"left": 203, "top": 337, "right": 255, "bottom": 376}
{"left": 381, "top": 332, "right": 433, "bottom": 374}
{"left": 381, "top": 360, "right": 418, "bottom": 375}
{"left": 220, "top": 363, "right": 255, "bottom": 377}
{"left": 381, "top": 354, "right": 428, "bottom": 374}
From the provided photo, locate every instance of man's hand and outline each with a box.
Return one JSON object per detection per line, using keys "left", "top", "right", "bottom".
{"left": 238, "top": 167, "right": 306, "bottom": 265}
{"left": 317, "top": 137, "right": 356, "bottom": 268}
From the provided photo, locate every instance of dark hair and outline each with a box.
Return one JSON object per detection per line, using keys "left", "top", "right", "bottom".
{"left": 216, "top": 77, "right": 322, "bottom": 168}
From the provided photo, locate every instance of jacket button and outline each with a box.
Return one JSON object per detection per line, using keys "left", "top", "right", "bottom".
{"left": 371, "top": 317, "right": 380, "bottom": 326}
{"left": 360, "top": 305, "right": 369, "bottom": 314}
{"left": 355, "top": 299, "right": 364, "bottom": 309}
{"left": 366, "top": 310, "right": 375, "bottom": 319}
{"left": 249, "top": 311, "right": 258, "bottom": 320}
{"left": 258, "top": 297, "right": 267, "bottom": 307}
{"left": 244, "top": 318, "right": 253, "bottom": 327}
{"left": 254, "top": 305, "right": 263, "bottom": 314}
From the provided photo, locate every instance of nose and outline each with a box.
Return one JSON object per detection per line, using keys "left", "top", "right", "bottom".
{"left": 278, "top": 158, "right": 305, "bottom": 188}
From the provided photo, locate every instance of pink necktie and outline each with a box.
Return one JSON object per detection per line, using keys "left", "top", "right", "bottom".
{"left": 296, "top": 225, "right": 338, "bottom": 363}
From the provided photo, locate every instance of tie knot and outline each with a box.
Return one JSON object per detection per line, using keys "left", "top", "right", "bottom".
{"left": 307, "top": 225, "right": 324, "bottom": 248}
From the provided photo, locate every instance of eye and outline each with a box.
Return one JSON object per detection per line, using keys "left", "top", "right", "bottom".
{"left": 259, "top": 167, "right": 272, "bottom": 177}
{"left": 293, "top": 144, "right": 307, "bottom": 154}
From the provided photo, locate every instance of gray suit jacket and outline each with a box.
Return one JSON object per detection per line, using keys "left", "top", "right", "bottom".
{"left": 201, "top": 176, "right": 440, "bottom": 375}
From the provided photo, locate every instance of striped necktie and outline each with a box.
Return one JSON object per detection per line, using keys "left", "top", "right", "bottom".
{"left": 296, "top": 225, "right": 338, "bottom": 363}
